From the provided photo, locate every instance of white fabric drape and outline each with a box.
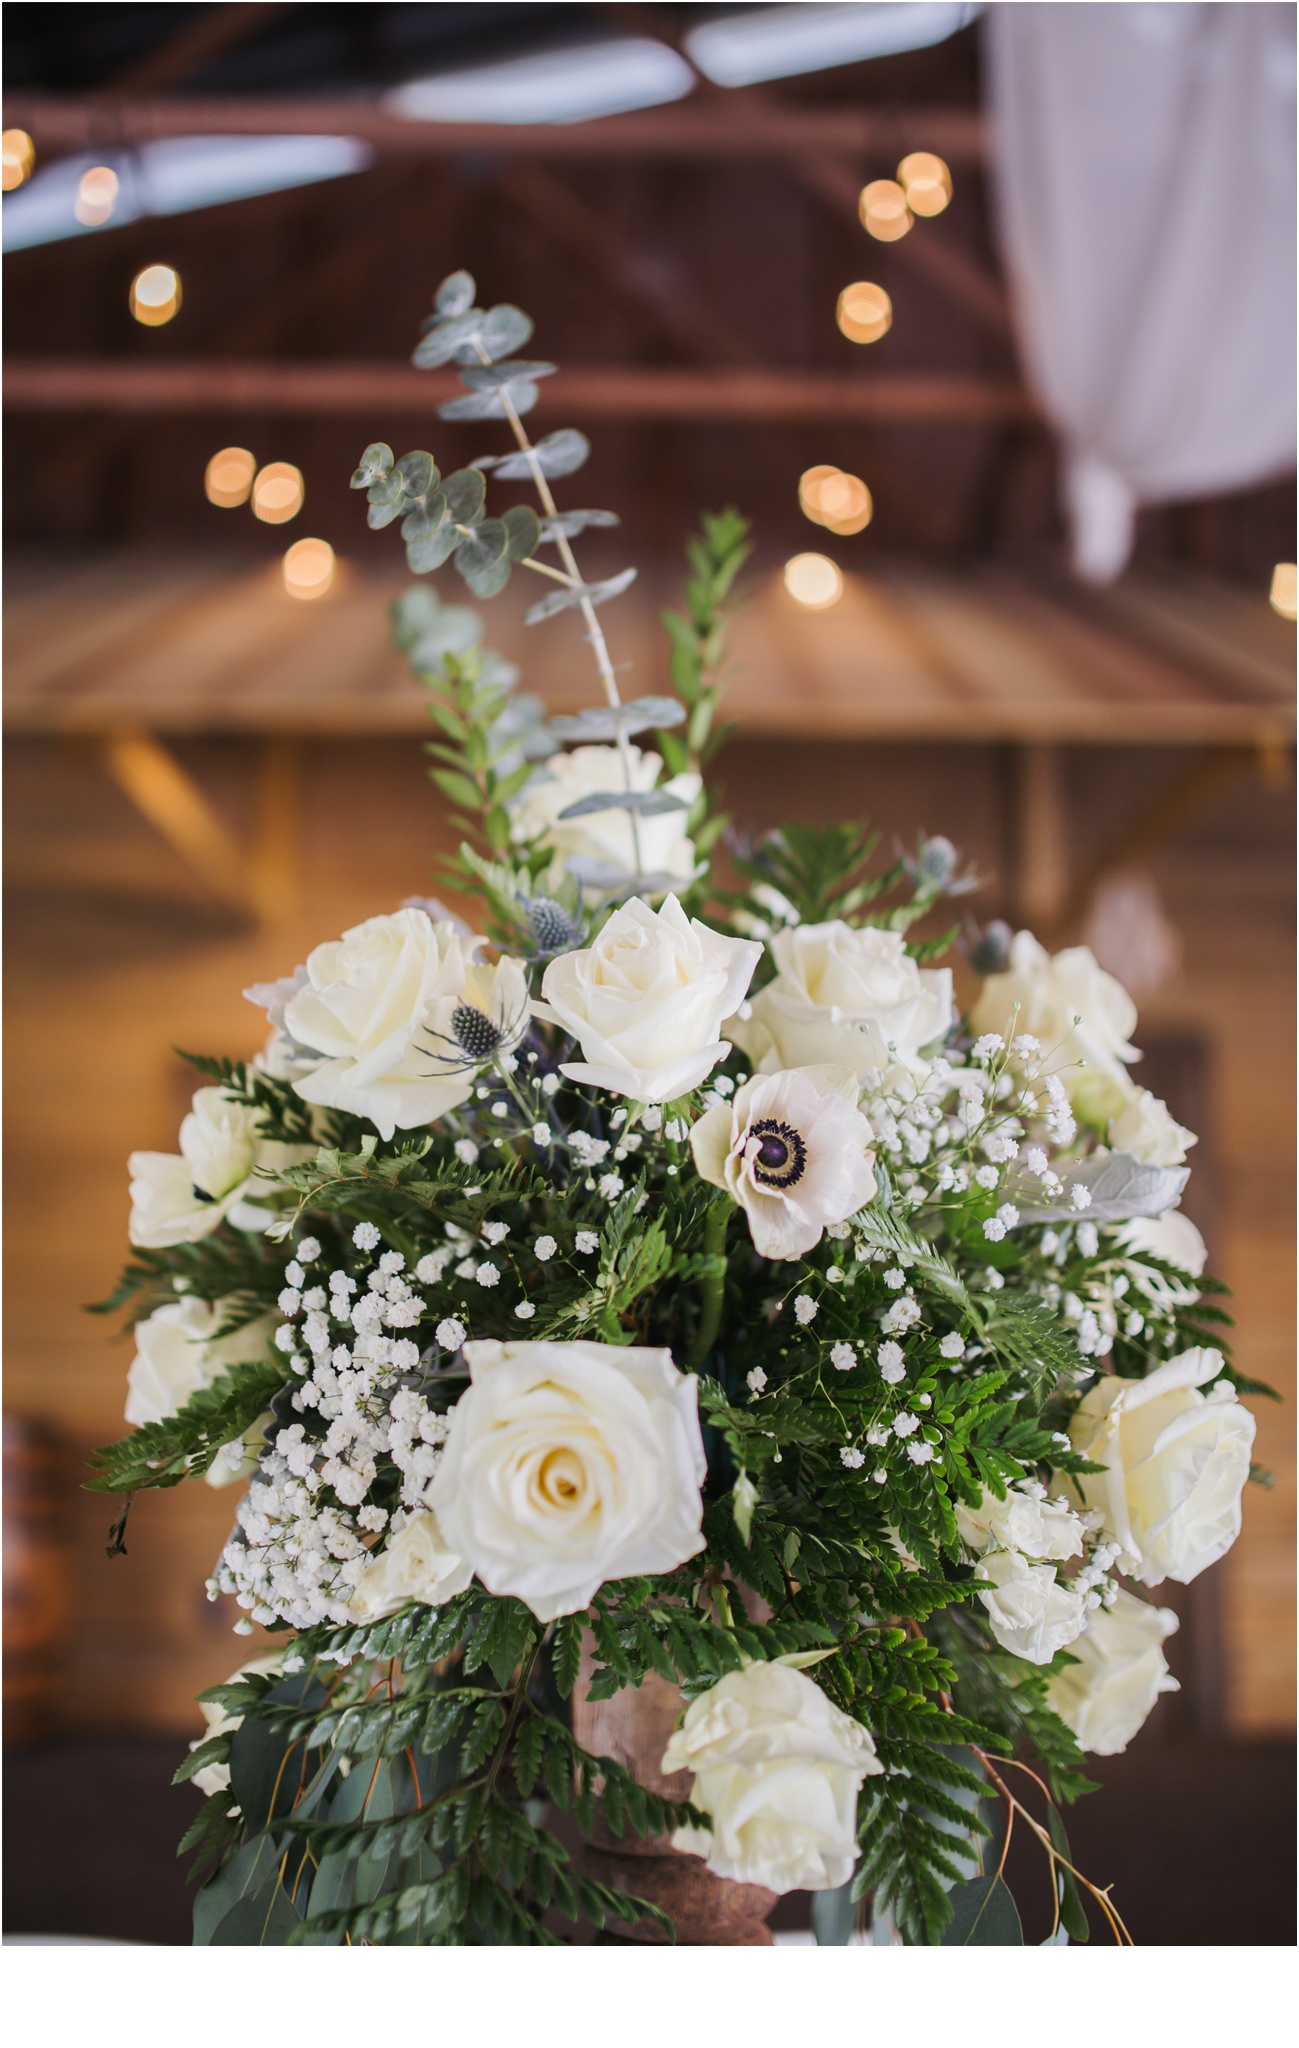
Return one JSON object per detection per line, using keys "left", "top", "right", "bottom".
{"left": 985, "top": 3, "right": 1296, "bottom": 581}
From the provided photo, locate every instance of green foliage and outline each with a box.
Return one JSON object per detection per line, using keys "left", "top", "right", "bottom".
{"left": 86, "top": 1355, "right": 284, "bottom": 1495}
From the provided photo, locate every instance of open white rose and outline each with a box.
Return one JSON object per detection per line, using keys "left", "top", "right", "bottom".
{"left": 189, "top": 1651, "right": 284, "bottom": 1797}
{"left": 1106, "top": 1085, "right": 1196, "bottom": 1167}
{"left": 663, "top": 1661, "right": 883, "bottom": 1893}
{"left": 511, "top": 743, "right": 701, "bottom": 897}
{"left": 536, "top": 895, "right": 761, "bottom": 1103}
{"left": 429, "top": 1339, "right": 706, "bottom": 1621}
{"left": 1048, "top": 1589, "right": 1180, "bottom": 1755}
{"left": 690, "top": 1065, "right": 877, "bottom": 1260}
{"left": 348, "top": 1510, "right": 473, "bottom": 1621}
{"left": 128, "top": 1089, "right": 302, "bottom": 1248}
{"left": 1063, "top": 1349, "right": 1255, "bottom": 1585}
{"left": 286, "top": 908, "right": 527, "bottom": 1141}
{"left": 975, "top": 1549, "right": 1088, "bottom": 1664}
{"left": 968, "top": 931, "right": 1139, "bottom": 1111}
{"left": 732, "top": 922, "right": 952, "bottom": 1083}
{"left": 126, "top": 1296, "right": 276, "bottom": 1428}
{"left": 1117, "top": 1209, "right": 1208, "bottom": 1308}
{"left": 956, "top": 1482, "right": 1085, "bottom": 1563}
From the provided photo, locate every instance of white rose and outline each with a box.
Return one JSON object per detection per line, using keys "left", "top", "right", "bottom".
{"left": 536, "top": 895, "right": 761, "bottom": 1103}
{"left": 429, "top": 1338, "right": 706, "bottom": 1621}
{"left": 129, "top": 1089, "right": 300, "bottom": 1248}
{"left": 1117, "top": 1209, "right": 1207, "bottom": 1308}
{"left": 956, "top": 1483, "right": 1085, "bottom": 1563}
{"left": 1106, "top": 1085, "right": 1196, "bottom": 1167}
{"left": 1064, "top": 1348, "right": 1255, "bottom": 1585}
{"left": 968, "top": 931, "right": 1139, "bottom": 1112}
{"left": 690, "top": 1065, "right": 877, "bottom": 1260}
{"left": 190, "top": 1651, "right": 284, "bottom": 1797}
{"left": 286, "top": 909, "right": 528, "bottom": 1141}
{"left": 347, "top": 1511, "right": 473, "bottom": 1620}
{"left": 733, "top": 922, "right": 953, "bottom": 1083}
{"left": 974, "top": 1549, "right": 1088, "bottom": 1664}
{"left": 662, "top": 1661, "right": 883, "bottom": 1893}
{"left": 1047, "top": 1588, "right": 1179, "bottom": 1755}
{"left": 125, "top": 1296, "right": 276, "bottom": 1427}
{"left": 511, "top": 744, "right": 700, "bottom": 896}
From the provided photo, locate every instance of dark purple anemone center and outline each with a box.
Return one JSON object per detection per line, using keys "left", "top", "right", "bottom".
{"left": 746, "top": 1117, "right": 807, "bottom": 1190}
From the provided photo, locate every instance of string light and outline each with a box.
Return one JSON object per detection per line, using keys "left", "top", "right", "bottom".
{"left": 859, "top": 178, "right": 911, "bottom": 242}
{"left": 282, "top": 538, "right": 336, "bottom": 600}
{"left": 74, "top": 165, "right": 119, "bottom": 226}
{"left": 836, "top": 281, "right": 892, "bottom": 344}
{"left": 799, "top": 465, "right": 873, "bottom": 537}
{"left": 784, "top": 554, "right": 844, "bottom": 609}
{"left": 2, "top": 129, "right": 35, "bottom": 191}
{"left": 252, "top": 462, "right": 305, "bottom": 525}
{"left": 130, "top": 264, "right": 182, "bottom": 325}
{"left": 1269, "top": 563, "right": 1297, "bottom": 620}
{"left": 205, "top": 447, "right": 257, "bottom": 509}
{"left": 897, "top": 152, "right": 952, "bottom": 218}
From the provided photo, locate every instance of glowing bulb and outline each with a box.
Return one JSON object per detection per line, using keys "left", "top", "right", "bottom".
{"left": 799, "top": 466, "right": 872, "bottom": 536}
{"left": 2, "top": 129, "right": 36, "bottom": 192}
{"left": 859, "top": 179, "right": 912, "bottom": 243}
{"left": 897, "top": 152, "right": 952, "bottom": 218}
{"left": 283, "top": 537, "right": 335, "bottom": 600}
{"left": 252, "top": 461, "right": 305, "bottom": 525}
{"left": 784, "top": 554, "right": 844, "bottom": 609}
{"left": 74, "top": 165, "right": 119, "bottom": 226}
{"left": 836, "top": 281, "right": 892, "bottom": 344}
{"left": 1269, "top": 563, "right": 1297, "bottom": 620}
{"left": 205, "top": 447, "right": 257, "bottom": 509}
{"left": 130, "top": 264, "right": 181, "bottom": 326}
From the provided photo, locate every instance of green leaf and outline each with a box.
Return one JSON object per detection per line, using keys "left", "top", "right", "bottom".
{"left": 1047, "top": 1804, "right": 1090, "bottom": 1942}
{"left": 192, "top": 1831, "right": 284, "bottom": 1945}
{"left": 442, "top": 468, "right": 487, "bottom": 526}
{"left": 350, "top": 441, "right": 393, "bottom": 489}
{"left": 939, "top": 1873, "right": 1024, "bottom": 1945}
{"left": 503, "top": 503, "right": 541, "bottom": 562}
{"left": 437, "top": 270, "right": 476, "bottom": 318}
{"left": 208, "top": 1879, "right": 302, "bottom": 1946}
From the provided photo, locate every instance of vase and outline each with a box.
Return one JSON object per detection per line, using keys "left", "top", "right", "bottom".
{"left": 570, "top": 1647, "right": 777, "bottom": 1945}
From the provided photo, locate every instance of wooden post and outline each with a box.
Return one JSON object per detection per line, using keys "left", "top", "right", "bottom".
{"left": 1013, "top": 742, "right": 1069, "bottom": 930}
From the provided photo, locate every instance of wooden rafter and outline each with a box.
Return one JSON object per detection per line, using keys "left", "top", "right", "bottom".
{"left": 1, "top": 357, "right": 1038, "bottom": 421}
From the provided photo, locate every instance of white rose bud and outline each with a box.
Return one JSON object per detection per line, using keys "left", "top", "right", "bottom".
{"left": 1063, "top": 1348, "right": 1255, "bottom": 1585}
{"left": 189, "top": 1651, "right": 284, "bottom": 1797}
{"left": 1048, "top": 1588, "right": 1180, "bottom": 1755}
{"left": 690, "top": 1065, "right": 877, "bottom": 1260}
{"left": 662, "top": 1661, "right": 883, "bottom": 1893}
{"left": 347, "top": 1511, "right": 473, "bottom": 1621}
{"left": 968, "top": 931, "right": 1139, "bottom": 1115}
{"left": 974, "top": 1549, "right": 1088, "bottom": 1664}
{"left": 286, "top": 908, "right": 527, "bottom": 1140}
{"left": 536, "top": 895, "right": 760, "bottom": 1103}
{"left": 731, "top": 921, "right": 952, "bottom": 1084}
{"left": 1106, "top": 1085, "right": 1197, "bottom": 1168}
{"left": 955, "top": 1483, "right": 1085, "bottom": 1563}
{"left": 125, "top": 1297, "right": 276, "bottom": 1429}
{"left": 430, "top": 1339, "right": 706, "bottom": 1621}
{"left": 510, "top": 743, "right": 701, "bottom": 899}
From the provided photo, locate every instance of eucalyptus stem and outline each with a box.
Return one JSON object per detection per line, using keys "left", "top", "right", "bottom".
{"left": 685, "top": 1198, "right": 731, "bottom": 1370}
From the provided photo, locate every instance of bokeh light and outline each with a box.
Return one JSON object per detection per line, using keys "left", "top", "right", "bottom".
{"left": 836, "top": 281, "right": 893, "bottom": 344}
{"left": 1269, "top": 562, "right": 1297, "bottom": 620}
{"left": 897, "top": 152, "right": 953, "bottom": 218}
{"left": 799, "top": 465, "right": 873, "bottom": 537}
{"left": 130, "top": 264, "right": 182, "bottom": 325}
{"left": 252, "top": 461, "right": 305, "bottom": 525}
{"left": 2, "top": 129, "right": 36, "bottom": 191}
{"left": 74, "top": 165, "right": 119, "bottom": 227}
{"left": 859, "top": 178, "right": 911, "bottom": 242}
{"left": 205, "top": 447, "right": 257, "bottom": 509}
{"left": 784, "top": 553, "right": 844, "bottom": 609}
{"left": 282, "top": 537, "right": 336, "bottom": 600}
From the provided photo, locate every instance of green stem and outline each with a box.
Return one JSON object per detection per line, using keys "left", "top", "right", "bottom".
{"left": 685, "top": 1199, "right": 731, "bottom": 1370}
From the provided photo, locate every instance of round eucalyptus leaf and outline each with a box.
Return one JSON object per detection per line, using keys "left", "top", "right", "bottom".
{"left": 442, "top": 468, "right": 487, "bottom": 525}
{"left": 350, "top": 442, "right": 393, "bottom": 489}
{"left": 436, "top": 269, "right": 476, "bottom": 317}
{"left": 480, "top": 302, "right": 534, "bottom": 359}
{"left": 503, "top": 504, "right": 541, "bottom": 562}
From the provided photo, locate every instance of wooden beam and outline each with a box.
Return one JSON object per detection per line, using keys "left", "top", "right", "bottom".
{"left": 2, "top": 93, "right": 986, "bottom": 164}
{"left": 494, "top": 165, "right": 751, "bottom": 364}
{"left": 1, "top": 357, "right": 1038, "bottom": 422}
{"left": 108, "top": 4, "right": 289, "bottom": 94}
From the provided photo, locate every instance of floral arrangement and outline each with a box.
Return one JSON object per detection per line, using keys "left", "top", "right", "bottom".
{"left": 90, "top": 273, "right": 1269, "bottom": 1949}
